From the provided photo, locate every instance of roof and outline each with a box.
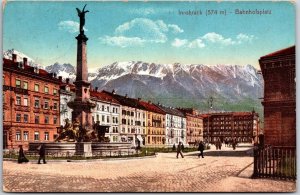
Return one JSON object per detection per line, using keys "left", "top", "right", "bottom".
{"left": 102, "top": 90, "right": 145, "bottom": 110}
{"left": 199, "top": 111, "right": 258, "bottom": 118}
{"left": 90, "top": 90, "right": 120, "bottom": 104}
{"left": 137, "top": 100, "right": 166, "bottom": 114}
{"left": 260, "top": 45, "right": 295, "bottom": 59}
{"left": 155, "top": 104, "right": 185, "bottom": 117}
{"left": 3, "top": 58, "right": 60, "bottom": 84}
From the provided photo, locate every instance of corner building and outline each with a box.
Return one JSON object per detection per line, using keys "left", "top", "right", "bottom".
{"left": 3, "top": 55, "right": 60, "bottom": 149}
{"left": 259, "top": 46, "right": 296, "bottom": 146}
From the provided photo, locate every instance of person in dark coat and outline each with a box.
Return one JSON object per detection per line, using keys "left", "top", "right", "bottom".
{"left": 18, "top": 145, "right": 29, "bottom": 163}
{"left": 232, "top": 139, "right": 236, "bottom": 150}
{"left": 198, "top": 141, "right": 205, "bottom": 158}
{"left": 38, "top": 144, "right": 46, "bottom": 164}
{"left": 176, "top": 142, "right": 184, "bottom": 158}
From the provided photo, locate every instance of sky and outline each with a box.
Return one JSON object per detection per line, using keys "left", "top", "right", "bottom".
{"left": 3, "top": 1, "right": 295, "bottom": 69}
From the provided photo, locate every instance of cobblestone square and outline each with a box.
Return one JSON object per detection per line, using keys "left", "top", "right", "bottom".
{"left": 3, "top": 146, "right": 296, "bottom": 192}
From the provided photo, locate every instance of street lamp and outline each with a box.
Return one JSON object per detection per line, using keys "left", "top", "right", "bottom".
{"left": 207, "top": 96, "right": 213, "bottom": 144}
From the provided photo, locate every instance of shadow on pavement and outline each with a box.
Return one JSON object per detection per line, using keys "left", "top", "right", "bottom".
{"left": 185, "top": 148, "right": 254, "bottom": 157}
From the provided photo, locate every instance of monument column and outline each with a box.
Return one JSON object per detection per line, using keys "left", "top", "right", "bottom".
{"left": 68, "top": 5, "right": 95, "bottom": 129}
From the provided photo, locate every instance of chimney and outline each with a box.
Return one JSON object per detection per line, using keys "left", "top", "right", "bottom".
{"left": 95, "top": 87, "right": 98, "bottom": 91}
{"left": 66, "top": 78, "right": 70, "bottom": 84}
{"left": 138, "top": 97, "right": 141, "bottom": 101}
{"left": 125, "top": 94, "right": 128, "bottom": 98}
{"left": 112, "top": 89, "right": 116, "bottom": 94}
{"left": 148, "top": 100, "right": 152, "bottom": 104}
{"left": 58, "top": 76, "right": 62, "bottom": 82}
{"left": 12, "top": 54, "right": 17, "bottom": 62}
{"left": 23, "top": 57, "right": 28, "bottom": 66}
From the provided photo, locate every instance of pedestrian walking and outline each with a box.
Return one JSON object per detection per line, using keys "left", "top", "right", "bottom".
{"left": 218, "top": 139, "right": 222, "bottom": 150}
{"left": 176, "top": 142, "right": 184, "bottom": 158}
{"left": 232, "top": 139, "right": 236, "bottom": 150}
{"left": 198, "top": 141, "right": 205, "bottom": 158}
{"left": 38, "top": 144, "right": 47, "bottom": 164}
{"left": 18, "top": 145, "right": 29, "bottom": 163}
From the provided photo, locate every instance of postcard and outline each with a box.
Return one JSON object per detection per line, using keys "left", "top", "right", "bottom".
{"left": 2, "top": 1, "right": 296, "bottom": 192}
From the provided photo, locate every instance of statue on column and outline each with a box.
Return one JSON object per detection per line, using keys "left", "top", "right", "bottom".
{"left": 76, "top": 4, "right": 89, "bottom": 34}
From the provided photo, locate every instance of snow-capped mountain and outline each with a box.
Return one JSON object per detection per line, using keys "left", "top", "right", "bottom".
{"left": 45, "top": 62, "right": 76, "bottom": 82}
{"left": 89, "top": 61, "right": 263, "bottom": 112}
{"left": 3, "top": 49, "right": 42, "bottom": 68}
{"left": 45, "top": 63, "right": 98, "bottom": 82}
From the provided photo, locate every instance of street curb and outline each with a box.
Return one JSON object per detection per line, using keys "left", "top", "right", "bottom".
{"left": 237, "top": 162, "right": 254, "bottom": 178}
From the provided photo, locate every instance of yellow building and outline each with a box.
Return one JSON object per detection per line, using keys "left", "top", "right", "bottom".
{"left": 137, "top": 100, "right": 166, "bottom": 147}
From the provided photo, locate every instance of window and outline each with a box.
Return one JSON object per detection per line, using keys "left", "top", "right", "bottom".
{"left": 44, "top": 86, "right": 49, "bottom": 94}
{"left": 131, "top": 112, "right": 134, "bottom": 116}
{"left": 116, "top": 108, "right": 118, "bottom": 113}
{"left": 53, "top": 89, "right": 57, "bottom": 95}
{"left": 34, "top": 98, "right": 40, "bottom": 108}
{"left": 53, "top": 116, "right": 57, "bottom": 124}
{"left": 102, "top": 115, "right": 105, "bottom": 122}
{"left": 96, "top": 115, "right": 99, "bottom": 122}
{"left": 45, "top": 116, "right": 49, "bottom": 124}
{"left": 16, "top": 114, "right": 21, "bottom": 122}
{"left": 24, "top": 114, "right": 28, "bottom": 123}
{"left": 107, "top": 116, "right": 109, "bottom": 123}
{"left": 44, "top": 100, "right": 49, "bottom": 109}
{"left": 113, "top": 108, "right": 115, "bottom": 113}
{"left": 44, "top": 132, "right": 49, "bottom": 141}
{"left": 34, "top": 132, "right": 39, "bottom": 141}
{"left": 102, "top": 105, "right": 104, "bottom": 111}
{"left": 16, "top": 79, "right": 21, "bottom": 88}
{"left": 23, "top": 97, "right": 28, "bottom": 106}
{"left": 122, "top": 119, "right": 126, "bottom": 124}
{"left": 35, "top": 115, "right": 39, "bottom": 124}
{"left": 23, "top": 131, "right": 29, "bottom": 141}
{"left": 107, "top": 106, "right": 109, "bottom": 112}
{"left": 23, "top": 81, "right": 28, "bottom": 90}
{"left": 16, "top": 131, "right": 21, "bottom": 141}
{"left": 16, "top": 96, "right": 21, "bottom": 105}
{"left": 34, "top": 84, "right": 39, "bottom": 92}
{"left": 53, "top": 102, "right": 58, "bottom": 110}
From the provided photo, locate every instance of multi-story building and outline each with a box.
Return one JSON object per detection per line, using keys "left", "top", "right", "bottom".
{"left": 102, "top": 90, "right": 146, "bottom": 146}
{"left": 178, "top": 108, "right": 203, "bottom": 146}
{"left": 3, "top": 55, "right": 61, "bottom": 149}
{"left": 156, "top": 104, "right": 187, "bottom": 146}
{"left": 137, "top": 100, "right": 166, "bottom": 147}
{"left": 201, "top": 111, "right": 259, "bottom": 144}
{"left": 59, "top": 78, "right": 74, "bottom": 126}
{"left": 90, "top": 89, "right": 121, "bottom": 142}
{"left": 259, "top": 46, "right": 296, "bottom": 146}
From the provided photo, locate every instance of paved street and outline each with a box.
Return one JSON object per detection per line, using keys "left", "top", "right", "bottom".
{"left": 3, "top": 145, "right": 296, "bottom": 192}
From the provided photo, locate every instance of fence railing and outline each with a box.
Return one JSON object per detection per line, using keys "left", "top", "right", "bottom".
{"left": 253, "top": 145, "right": 296, "bottom": 180}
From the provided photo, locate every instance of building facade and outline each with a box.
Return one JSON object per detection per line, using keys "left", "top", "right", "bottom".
{"left": 259, "top": 46, "right": 296, "bottom": 146}
{"left": 90, "top": 90, "right": 121, "bottom": 142}
{"left": 103, "top": 91, "right": 146, "bottom": 146}
{"left": 201, "top": 111, "right": 259, "bottom": 144}
{"left": 3, "top": 55, "right": 60, "bottom": 150}
{"left": 59, "top": 78, "right": 74, "bottom": 126}
{"left": 178, "top": 108, "right": 203, "bottom": 145}
{"left": 156, "top": 105, "right": 187, "bottom": 146}
{"left": 137, "top": 101, "right": 166, "bottom": 147}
